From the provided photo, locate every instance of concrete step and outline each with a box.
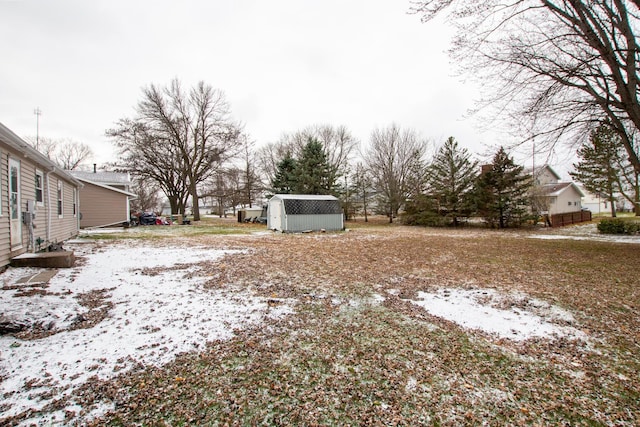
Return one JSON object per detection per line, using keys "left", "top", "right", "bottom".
{"left": 10, "top": 251, "right": 75, "bottom": 268}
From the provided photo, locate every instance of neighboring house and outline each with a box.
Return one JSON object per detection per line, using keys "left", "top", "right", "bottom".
{"left": 527, "top": 164, "right": 584, "bottom": 215}
{"left": 526, "top": 164, "right": 562, "bottom": 186}
{"left": 267, "top": 194, "right": 343, "bottom": 232}
{"left": 69, "top": 169, "right": 136, "bottom": 228}
{"left": 577, "top": 185, "right": 610, "bottom": 214}
{"left": 540, "top": 182, "right": 585, "bottom": 215}
{"left": 0, "top": 122, "right": 82, "bottom": 267}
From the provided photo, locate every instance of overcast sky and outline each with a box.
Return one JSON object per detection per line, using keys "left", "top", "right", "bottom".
{"left": 1, "top": 0, "right": 549, "bottom": 174}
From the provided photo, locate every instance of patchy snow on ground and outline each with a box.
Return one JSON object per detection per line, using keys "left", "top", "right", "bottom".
{"left": 408, "top": 288, "right": 587, "bottom": 342}
{"left": 529, "top": 223, "right": 640, "bottom": 244}
{"left": 0, "top": 240, "right": 293, "bottom": 425}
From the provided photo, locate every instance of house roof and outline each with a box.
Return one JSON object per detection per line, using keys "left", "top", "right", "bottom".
{"left": 76, "top": 178, "right": 137, "bottom": 197}
{"left": 523, "top": 164, "right": 562, "bottom": 180}
{"left": 69, "top": 170, "right": 131, "bottom": 186}
{"left": 0, "top": 122, "right": 83, "bottom": 187}
{"left": 540, "top": 182, "right": 585, "bottom": 197}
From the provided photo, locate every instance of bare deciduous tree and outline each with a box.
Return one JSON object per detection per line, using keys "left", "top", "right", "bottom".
{"left": 237, "top": 135, "right": 264, "bottom": 207}
{"left": 107, "top": 119, "right": 190, "bottom": 216}
{"left": 364, "top": 124, "right": 429, "bottom": 223}
{"left": 108, "top": 78, "right": 241, "bottom": 221}
{"left": 130, "top": 176, "right": 162, "bottom": 213}
{"left": 26, "top": 136, "right": 93, "bottom": 170}
{"left": 411, "top": 0, "right": 640, "bottom": 174}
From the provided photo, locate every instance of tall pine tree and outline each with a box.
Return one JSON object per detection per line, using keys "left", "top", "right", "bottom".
{"left": 270, "top": 152, "right": 298, "bottom": 195}
{"left": 475, "top": 147, "right": 532, "bottom": 228}
{"left": 426, "top": 136, "right": 479, "bottom": 226}
{"left": 295, "top": 137, "right": 333, "bottom": 195}
{"left": 570, "top": 124, "right": 624, "bottom": 217}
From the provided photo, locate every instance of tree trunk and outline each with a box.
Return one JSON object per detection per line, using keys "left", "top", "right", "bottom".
{"left": 189, "top": 179, "right": 201, "bottom": 221}
{"left": 610, "top": 197, "right": 617, "bottom": 217}
{"left": 168, "top": 196, "right": 179, "bottom": 215}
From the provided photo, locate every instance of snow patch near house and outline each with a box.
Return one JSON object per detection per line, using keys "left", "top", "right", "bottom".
{"left": 0, "top": 241, "right": 293, "bottom": 425}
{"left": 409, "top": 288, "right": 586, "bottom": 342}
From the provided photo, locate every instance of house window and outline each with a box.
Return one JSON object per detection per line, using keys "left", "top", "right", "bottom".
{"left": 568, "top": 201, "right": 572, "bottom": 206}
{"left": 73, "top": 187, "right": 77, "bottom": 217}
{"left": 35, "top": 169, "right": 44, "bottom": 204}
{"left": 57, "top": 180, "right": 63, "bottom": 217}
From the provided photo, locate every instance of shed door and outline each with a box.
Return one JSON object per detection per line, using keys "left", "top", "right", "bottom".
{"left": 9, "top": 157, "right": 22, "bottom": 249}
{"left": 269, "top": 200, "right": 282, "bottom": 231}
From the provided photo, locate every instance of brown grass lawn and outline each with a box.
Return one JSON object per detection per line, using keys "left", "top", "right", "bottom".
{"left": 71, "top": 218, "right": 639, "bottom": 425}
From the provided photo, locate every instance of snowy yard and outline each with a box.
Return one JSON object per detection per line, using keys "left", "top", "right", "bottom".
{"left": 1, "top": 222, "right": 638, "bottom": 425}
{"left": 0, "top": 239, "right": 292, "bottom": 425}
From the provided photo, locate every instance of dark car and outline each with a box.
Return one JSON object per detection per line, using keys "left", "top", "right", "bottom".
{"left": 139, "top": 212, "right": 157, "bottom": 225}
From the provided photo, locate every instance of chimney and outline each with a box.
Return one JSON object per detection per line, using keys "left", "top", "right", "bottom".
{"left": 93, "top": 163, "right": 97, "bottom": 173}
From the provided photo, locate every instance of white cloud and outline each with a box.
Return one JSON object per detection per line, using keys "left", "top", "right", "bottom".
{"left": 0, "top": 0, "right": 500, "bottom": 167}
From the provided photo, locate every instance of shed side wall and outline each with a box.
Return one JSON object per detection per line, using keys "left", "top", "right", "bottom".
{"left": 285, "top": 214, "right": 343, "bottom": 232}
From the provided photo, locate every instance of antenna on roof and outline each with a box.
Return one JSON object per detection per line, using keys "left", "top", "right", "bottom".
{"left": 33, "top": 107, "right": 42, "bottom": 147}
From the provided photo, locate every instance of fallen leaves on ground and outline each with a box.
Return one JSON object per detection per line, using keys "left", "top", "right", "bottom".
{"left": 3, "top": 220, "right": 640, "bottom": 426}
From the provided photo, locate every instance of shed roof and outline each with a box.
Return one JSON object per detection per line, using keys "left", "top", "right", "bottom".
{"left": 270, "top": 194, "right": 339, "bottom": 201}
{"left": 270, "top": 194, "right": 342, "bottom": 215}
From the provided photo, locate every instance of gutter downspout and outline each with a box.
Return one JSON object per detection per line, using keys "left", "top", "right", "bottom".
{"left": 45, "top": 170, "right": 52, "bottom": 244}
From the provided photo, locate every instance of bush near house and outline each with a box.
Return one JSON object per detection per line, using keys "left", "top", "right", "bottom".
{"left": 597, "top": 218, "right": 640, "bottom": 234}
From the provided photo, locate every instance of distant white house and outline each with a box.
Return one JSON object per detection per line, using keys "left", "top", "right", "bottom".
{"left": 541, "top": 182, "right": 585, "bottom": 215}
{"left": 526, "top": 164, "right": 562, "bottom": 186}
{"left": 577, "top": 185, "right": 610, "bottom": 215}
{"left": 526, "top": 165, "right": 584, "bottom": 215}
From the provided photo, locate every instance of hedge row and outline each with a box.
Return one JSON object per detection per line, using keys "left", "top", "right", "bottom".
{"left": 597, "top": 218, "right": 640, "bottom": 234}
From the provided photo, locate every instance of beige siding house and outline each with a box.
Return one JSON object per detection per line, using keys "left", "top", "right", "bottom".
{"left": 69, "top": 170, "right": 135, "bottom": 228}
{"left": 0, "top": 122, "right": 82, "bottom": 267}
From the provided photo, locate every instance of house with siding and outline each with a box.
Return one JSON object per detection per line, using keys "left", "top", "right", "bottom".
{"left": 69, "top": 170, "right": 136, "bottom": 228}
{"left": 526, "top": 165, "right": 584, "bottom": 215}
{"left": 577, "top": 184, "right": 611, "bottom": 215}
{"left": 0, "top": 122, "right": 82, "bottom": 268}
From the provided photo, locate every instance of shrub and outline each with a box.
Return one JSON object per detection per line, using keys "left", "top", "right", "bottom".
{"left": 597, "top": 218, "right": 640, "bottom": 234}
{"left": 402, "top": 211, "right": 452, "bottom": 227}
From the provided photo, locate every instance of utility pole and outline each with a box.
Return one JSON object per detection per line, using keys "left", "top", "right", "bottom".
{"left": 34, "top": 107, "right": 42, "bottom": 148}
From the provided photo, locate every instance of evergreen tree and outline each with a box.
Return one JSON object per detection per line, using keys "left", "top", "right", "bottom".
{"left": 570, "top": 124, "right": 624, "bottom": 217}
{"left": 475, "top": 147, "right": 531, "bottom": 228}
{"left": 426, "top": 136, "right": 479, "bottom": 226}
{"left": 295, "top": 137, "right": 333, "bottom": 194}
{"left": 270, "top": 152, "right": 297, "bottom": 194}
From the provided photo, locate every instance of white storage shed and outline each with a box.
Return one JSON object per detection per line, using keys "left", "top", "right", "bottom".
{"left": 267, "top": 194, "right": 344, "bottom": 232}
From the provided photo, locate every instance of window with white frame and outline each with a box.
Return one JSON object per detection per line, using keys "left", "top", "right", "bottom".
{"left": 73, "top": 187, "right": 77, "bottom": 217}
{"left": 35, "top": 169, "right": 44, "bottom": 205}
{"left": 57, "top": 180, "right": 63, "bottom": 217}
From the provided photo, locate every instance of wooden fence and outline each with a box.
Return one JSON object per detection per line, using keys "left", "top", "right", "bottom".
{"left": 549, "top": 210, "right": 592, "bottom": 227}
